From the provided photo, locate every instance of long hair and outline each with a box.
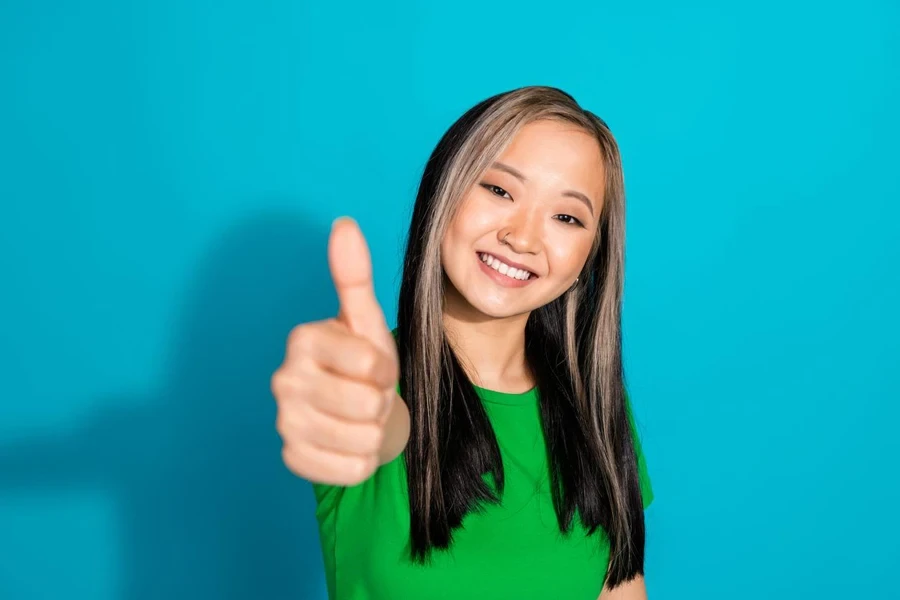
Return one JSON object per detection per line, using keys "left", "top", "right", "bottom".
{"left": 396, "top": 85, "right": 644, "bottom": 589}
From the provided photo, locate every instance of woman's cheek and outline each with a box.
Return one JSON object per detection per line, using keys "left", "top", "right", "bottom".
{"left": 547, "top": 238, "right": 587, "bottom": 279}
{"left": 467, "top": 194, "right": 505, "bottom": 227}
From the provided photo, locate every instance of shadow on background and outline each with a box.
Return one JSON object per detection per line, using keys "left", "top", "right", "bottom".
{"left": 0, "top": 209, "right": 336, "bottom": 599}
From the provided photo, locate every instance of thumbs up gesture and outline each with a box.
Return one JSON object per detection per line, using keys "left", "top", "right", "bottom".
{"left": 271, "top": 217, "right": 407, "bottom": 486}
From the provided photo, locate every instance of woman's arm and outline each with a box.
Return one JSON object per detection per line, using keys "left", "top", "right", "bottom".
{"left": 598, "top": 575, "right": 648, "bottom": 600}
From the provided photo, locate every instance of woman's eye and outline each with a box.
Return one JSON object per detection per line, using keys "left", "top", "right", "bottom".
{"left": 481, "top": 183, "right": 511, "bottom": 199}
{"left": 555, "top": 214, "right": 584, "bottom": 227}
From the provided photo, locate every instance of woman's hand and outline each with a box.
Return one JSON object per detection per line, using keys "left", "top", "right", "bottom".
{"left": 271, "top": 217, "right": 409, "bottom": 486}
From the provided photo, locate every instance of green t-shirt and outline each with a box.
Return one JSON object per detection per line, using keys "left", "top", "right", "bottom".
{"left": 311, "top": 376, "right": 654, "bottom": 600}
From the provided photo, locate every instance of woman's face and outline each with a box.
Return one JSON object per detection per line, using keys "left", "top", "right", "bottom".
{"left": 441, "top": 118, "right": 606, "bottom": 320}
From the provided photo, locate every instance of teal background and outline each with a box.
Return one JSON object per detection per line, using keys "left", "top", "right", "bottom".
{"left": 1, "top": 1, "right": 898, "bottom": 598}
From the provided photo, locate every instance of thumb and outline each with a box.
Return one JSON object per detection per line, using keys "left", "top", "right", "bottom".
{"left": 328, "top": 216, "right": 397, "bottom": 363}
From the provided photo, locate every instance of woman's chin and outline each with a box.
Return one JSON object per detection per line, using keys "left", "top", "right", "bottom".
{"left": 444, "top": 280, "right": 537, "bottom": 320}
{"left": 466, "top": 296, "right": 534, "bottom": 320}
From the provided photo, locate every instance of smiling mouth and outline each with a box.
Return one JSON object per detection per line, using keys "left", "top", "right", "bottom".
{"left": 477, "top": 251, "right": 536, "bottom": 281}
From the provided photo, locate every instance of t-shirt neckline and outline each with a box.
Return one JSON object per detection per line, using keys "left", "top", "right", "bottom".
{"left": 472, "top": 383, "right": 538, "bottom": 406}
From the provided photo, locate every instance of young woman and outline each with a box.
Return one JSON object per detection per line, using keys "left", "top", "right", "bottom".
{"left": 271, "top": 86, "right": 654, "bottom": 599}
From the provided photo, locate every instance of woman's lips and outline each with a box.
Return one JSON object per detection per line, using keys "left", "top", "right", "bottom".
{"left": 476, "top": 252, "right": 537, "bottom": 288}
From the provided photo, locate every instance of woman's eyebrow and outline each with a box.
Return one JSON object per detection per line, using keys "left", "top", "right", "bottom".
{"left": 491, "top": 161, "right": 527, "bottom": 182}
{"left": 491, "top": 161, "right": 595, "bottom": 217}
{"left": 562, "top": 190, "right": 595, "bottom": 217}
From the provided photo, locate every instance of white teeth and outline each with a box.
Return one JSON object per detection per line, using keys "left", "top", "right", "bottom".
{"left": 479, "top": 252, "right": 532, "bottom": 281}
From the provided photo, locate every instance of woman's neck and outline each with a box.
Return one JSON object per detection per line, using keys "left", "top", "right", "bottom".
{"left": 442, "top": 290, "right": 534, "bottom": 394}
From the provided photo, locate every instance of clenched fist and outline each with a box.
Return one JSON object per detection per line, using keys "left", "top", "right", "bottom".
{"left": 271, "top": 217, "right": 408, "bottom": 486}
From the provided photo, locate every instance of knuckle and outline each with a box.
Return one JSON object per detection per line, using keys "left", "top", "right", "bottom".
{"left": 359, "top": 348, "right": 382, "bottom": 380}
{"left": 287, "top": 325, "right": 305, "bottom": 349}
{"left": 277, "top": 409, "right": 306, "bottom": 443}
{"left": 281, "top": 445, "right": 307, "bottom": 478}
{"left": 351, "top": 456, "right": 375, "bottom": 482}
{"left": 270, "top": 370, "right": 282, "bottom": 399}
{"left": 272, "top": 369, "right": 316, "bottom": 407}
{"left": 288, "top": 324, "right": 316, "bottom": 356}
{"left": 270, "top": 369, "right": 291, "bottom": 401}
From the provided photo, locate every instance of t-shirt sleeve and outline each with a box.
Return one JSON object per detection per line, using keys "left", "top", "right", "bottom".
{"left": 311, "top": 481, "right": 344, "bottom": 600}
{"left": 624, "top": 389, "right": 655, "bottom": 510}
{"left": 310, "top": 374, "right": 404, "bottom": 599}
{"left": 312, "top": 481, "right": 343, "bottom": 510}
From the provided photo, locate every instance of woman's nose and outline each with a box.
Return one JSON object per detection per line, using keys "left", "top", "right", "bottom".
{"left": 501, "top": 210, "right": 542, "bottom": 254}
